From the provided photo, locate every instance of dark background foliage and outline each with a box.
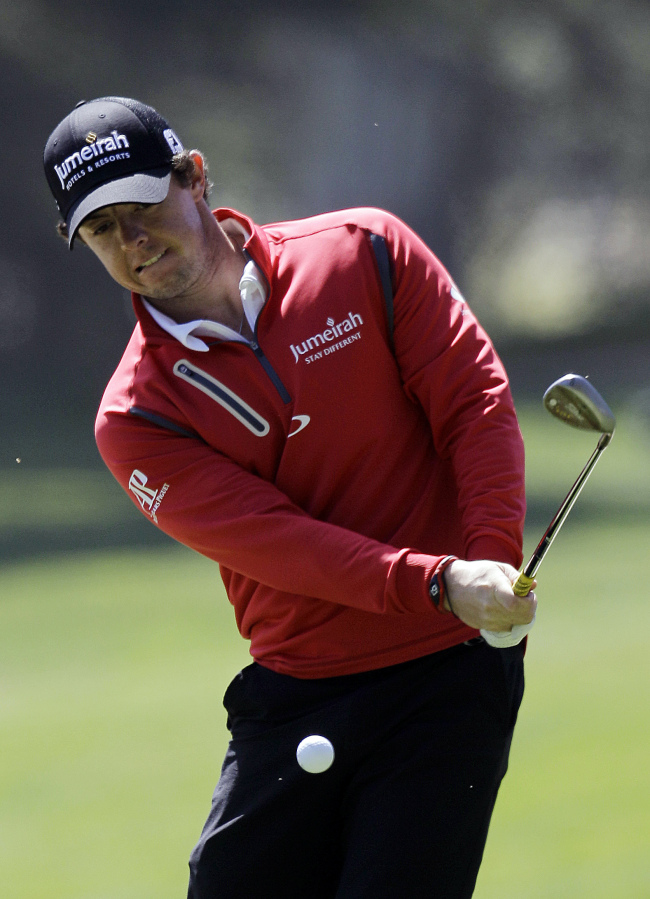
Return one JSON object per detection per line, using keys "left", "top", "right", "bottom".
{"left": 2, "top": 0, "right": 648, "bottom": 468}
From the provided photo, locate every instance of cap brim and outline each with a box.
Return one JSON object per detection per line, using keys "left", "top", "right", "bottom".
{"left": 67, "top": 168, "right": 172, "bottom": 248}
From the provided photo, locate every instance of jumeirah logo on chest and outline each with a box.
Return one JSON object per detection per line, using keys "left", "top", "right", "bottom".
{"left": 290, "top": 312, "right": 364, "bottom": 364}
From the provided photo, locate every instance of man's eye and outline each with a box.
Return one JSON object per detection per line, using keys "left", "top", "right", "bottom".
{"left": 92, "top": 221, "right": 111, "bottom": 235}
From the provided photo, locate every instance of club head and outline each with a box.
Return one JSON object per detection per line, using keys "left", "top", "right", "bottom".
{"left": 543, "top": 374, "right": 616, "bottom": 434}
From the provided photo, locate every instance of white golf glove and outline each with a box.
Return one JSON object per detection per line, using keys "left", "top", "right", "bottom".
{"left": 480, "top": 614, "right": 536, "bottom": 648}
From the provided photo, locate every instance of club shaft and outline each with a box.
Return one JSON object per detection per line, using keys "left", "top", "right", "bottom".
{"left": 523, "top": 432, "right": 612, "bottom": 579}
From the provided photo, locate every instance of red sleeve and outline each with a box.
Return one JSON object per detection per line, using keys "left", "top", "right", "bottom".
{"left": 380, "top": 213, "right": 526, "bottom": 567}
{"left": 95, "top": 411, "right": 451, "bottom": 616}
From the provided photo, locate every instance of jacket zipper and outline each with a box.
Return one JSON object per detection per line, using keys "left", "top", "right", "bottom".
{"left": 249, "top": 338, "right": 292, "bottom": 404}
{"left": 229, "top": 247, "right": 291, "bottom": 403}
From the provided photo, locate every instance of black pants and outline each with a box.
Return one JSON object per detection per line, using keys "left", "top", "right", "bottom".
{"left": 187, "top": 639, "right": 525, "bottom": 898}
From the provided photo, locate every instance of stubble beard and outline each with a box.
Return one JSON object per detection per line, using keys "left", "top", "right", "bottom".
{"left": 139, "top": 253, "right": 205, "bottom": 307}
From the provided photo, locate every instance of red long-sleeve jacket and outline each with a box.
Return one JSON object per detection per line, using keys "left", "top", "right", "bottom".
{"left": 95, "top": 207, "right": 526, "bottom": 677}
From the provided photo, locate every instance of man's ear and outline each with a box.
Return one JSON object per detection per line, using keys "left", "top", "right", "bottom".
{"left": 189, "top": 151, "right": 206, "bottom": 200}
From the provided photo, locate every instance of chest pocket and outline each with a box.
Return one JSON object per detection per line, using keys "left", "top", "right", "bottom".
{"left": 173, "top": 359, "right": 271, "bottom": 436}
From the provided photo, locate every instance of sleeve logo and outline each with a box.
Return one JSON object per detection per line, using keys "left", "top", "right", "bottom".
{"left": 128, "top": 470, "right": 170, "bottom": 523}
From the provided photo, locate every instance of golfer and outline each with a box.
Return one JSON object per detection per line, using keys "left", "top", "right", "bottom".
{"left": 44, "top": 96, "right": 536, "bottom": 898}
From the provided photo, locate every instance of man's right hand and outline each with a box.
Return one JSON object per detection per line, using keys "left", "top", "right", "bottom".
{"left": 444, "top": 559, "right": 537, "bottom": 633}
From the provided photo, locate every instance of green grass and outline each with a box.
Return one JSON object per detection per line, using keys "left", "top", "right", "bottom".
{"left": 1, "top": 402, "right": 649, "bottom": 897}
{"left": 0, "top": 548, "right": 250, "bottom": 899}
{"left": 476, "top": 521, "right": 650, "bottom": 898}
{"left": 2, "top": 529, "right": 649, "bottom": 898}
{"left": 474, "top": 403, "right": 650, "bottom": 897}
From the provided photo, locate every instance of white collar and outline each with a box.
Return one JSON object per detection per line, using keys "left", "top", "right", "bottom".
{"left": 141, "top": 223, "right": 267, "bottom": 352}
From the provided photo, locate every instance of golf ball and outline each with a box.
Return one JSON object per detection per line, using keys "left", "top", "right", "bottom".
{"left": 296, "top": 735, "right": 335, "bottom": 773}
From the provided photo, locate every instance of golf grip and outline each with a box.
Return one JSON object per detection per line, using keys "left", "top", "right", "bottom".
{"left": 480, "top": 571, "right": 536, "bottom": 646}
{"left": 512, "top": 572, "right": 535, "bottom": 596}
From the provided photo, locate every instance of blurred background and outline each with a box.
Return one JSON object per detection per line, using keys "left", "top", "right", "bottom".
{"left": 1, "top": 1, "right": 649, "bottom": 897}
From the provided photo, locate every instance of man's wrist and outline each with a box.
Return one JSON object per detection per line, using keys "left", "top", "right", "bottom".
{"left": 428, "top": 555, "right": 458, "bottom": 613}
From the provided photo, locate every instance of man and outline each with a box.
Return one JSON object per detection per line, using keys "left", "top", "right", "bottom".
{"left": 44, "top": 96, "right": 536, "bottom": 898}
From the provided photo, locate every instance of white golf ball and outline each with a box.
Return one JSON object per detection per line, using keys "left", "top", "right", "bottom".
{"left": 296, "top": 735, "right": 335, "bottom": 773}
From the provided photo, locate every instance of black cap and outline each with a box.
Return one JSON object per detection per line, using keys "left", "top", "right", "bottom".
{"left": 43, "top": 97, "right": 184, "bottom": 247}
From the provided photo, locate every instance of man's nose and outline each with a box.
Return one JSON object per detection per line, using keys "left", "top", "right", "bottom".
{"left": 117, "top": 216, "right": 148, "bottom": 248}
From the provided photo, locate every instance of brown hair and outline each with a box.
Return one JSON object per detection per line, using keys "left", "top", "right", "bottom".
{"left": 56, "top": 150, "right": 213, "bottom": 243}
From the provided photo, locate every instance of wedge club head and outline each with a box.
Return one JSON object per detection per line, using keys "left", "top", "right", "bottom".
{"left": 543, "top": 374, "right": 616, "bottom": 436}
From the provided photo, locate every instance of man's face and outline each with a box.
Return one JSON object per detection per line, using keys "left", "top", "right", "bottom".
{"left": 77, "top": 174, "right": 213, "bottom": 303}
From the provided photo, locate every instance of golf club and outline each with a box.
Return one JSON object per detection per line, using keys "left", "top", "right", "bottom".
{"left": 481, "top": 374, "right": 615, "bottom": 648}
{"left": 512, "top": 373, "right": 616, "bottom": 597}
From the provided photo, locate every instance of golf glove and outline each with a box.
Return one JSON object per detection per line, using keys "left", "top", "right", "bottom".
{"left": 480, "top": 614, "right": 536, "bottom": 648}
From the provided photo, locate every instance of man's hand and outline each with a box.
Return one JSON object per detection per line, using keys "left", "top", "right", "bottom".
{"left": 444, "top": 559, "right": 537, "bottom": 633}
